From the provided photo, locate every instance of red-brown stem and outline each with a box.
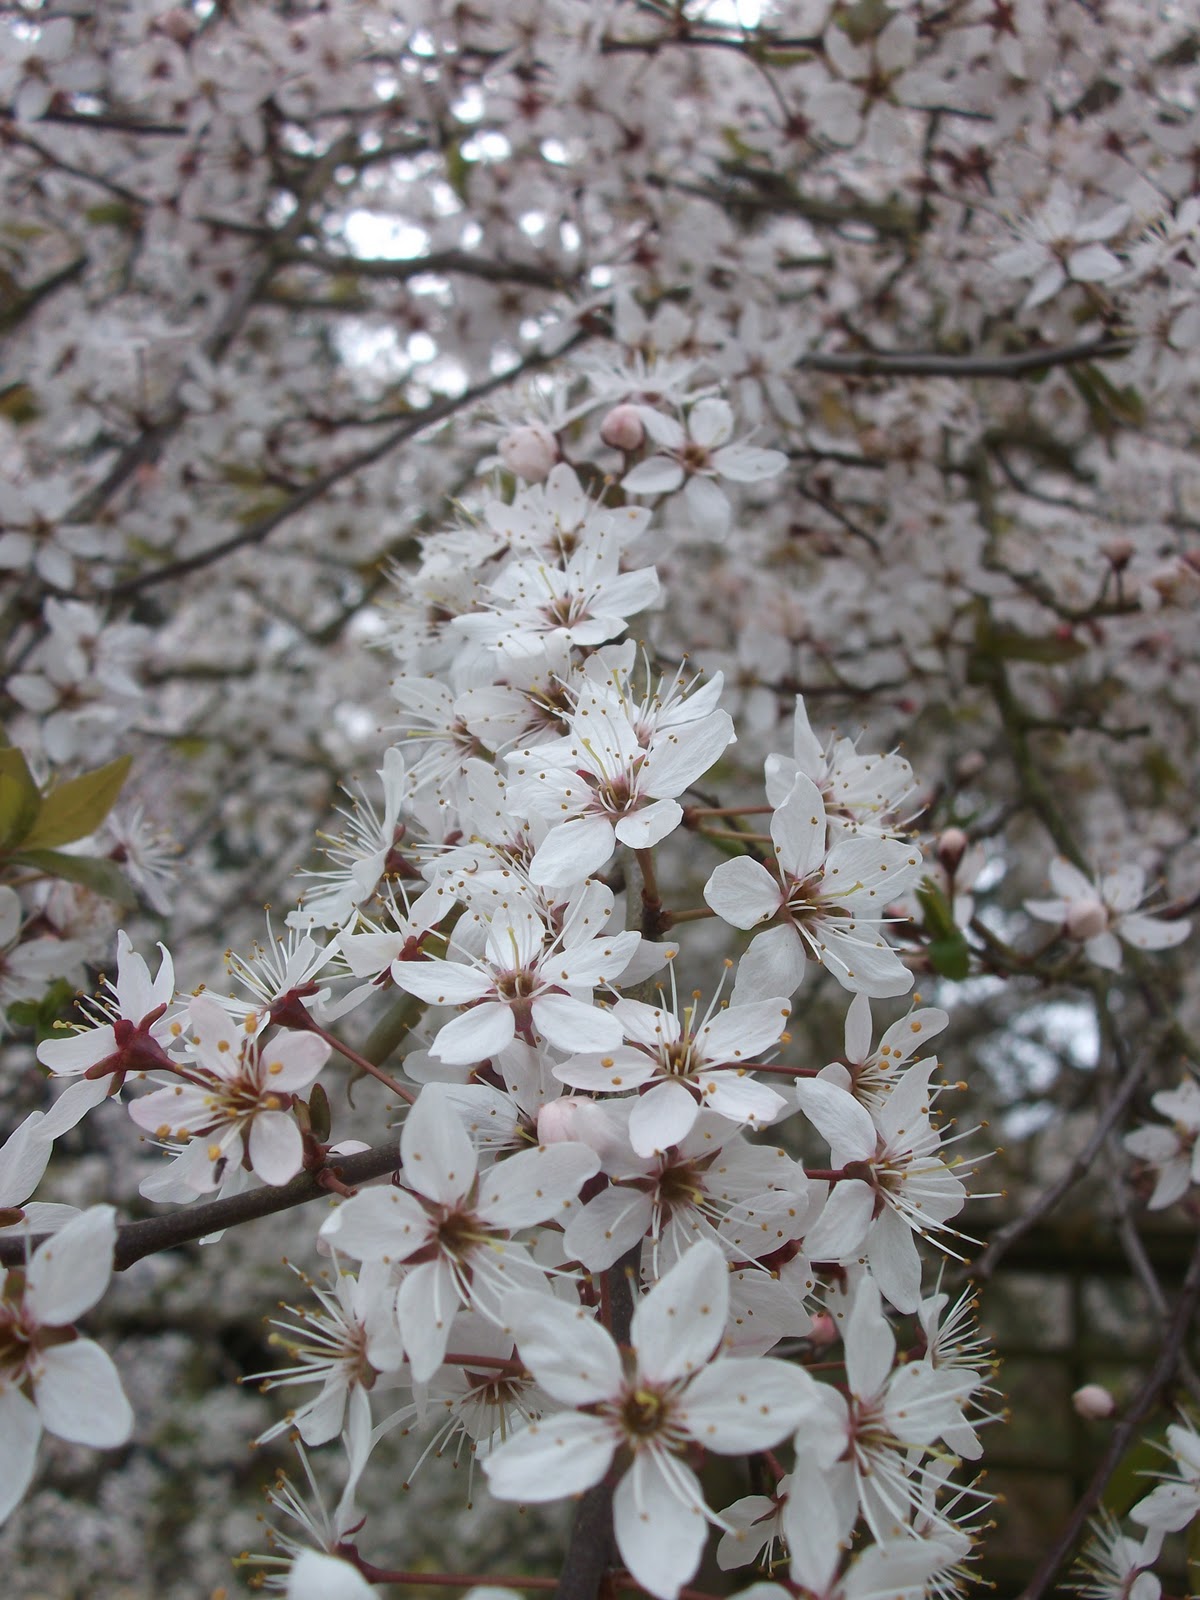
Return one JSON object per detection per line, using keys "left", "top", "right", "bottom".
{"left": 697, "top": 827, "right": 773, "bottom": 844}
{"left": 748, "top": 1063, "right": 822, "bottom": 1077}
{"left": 661, "top": 906, "right": 716, "bottom": 923}
{"left": 309, "top": 1022, "right": 417, "bottom": 1104}
{"left": 351, "top": 1564, "right": 558, "bottom": 1589}
{"left": 684, "top": 806, "right": 771, "bottom": 819}
{"left": 440, "top": 1352, "right": 524, "bottom": 1373}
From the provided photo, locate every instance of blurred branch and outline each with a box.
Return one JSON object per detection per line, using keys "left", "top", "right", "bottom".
{"left": 1017, "top": 1232, "right": 1200, "bottom": 1600}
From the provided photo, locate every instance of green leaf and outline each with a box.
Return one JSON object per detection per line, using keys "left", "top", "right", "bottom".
{"left": 6, "top": 977, "right": 80, "bottom": 1044}
{"left": 10, "top": 849, "right": 137, "bottom": 908}
{"left": 22, "top": 755, "right": 132, "bottom": 849}
{"left": 445, "top": 136, "right": 472, "bottom": 204}
{"left": 0, "top": 746, "right": 42, "bottom": 849}
{"left": 916, "top": 880, "right": 957, "bottom": 940}
{"left": 0, "top": 382, "right": 38, "bottom": 423}
{"left": 307, "top": 1082, "right": 332, "bottom": 1144}
{"left": 84, "top": 201, "right": 134, "bottom": 229}
{"left": 980, "top": 627, "right": 1086, "bottom": 665}
{"left": 927, "top": 933, "right": 971, "bottom": 981}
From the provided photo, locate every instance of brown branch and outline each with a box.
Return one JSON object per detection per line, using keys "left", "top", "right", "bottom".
{"left": 554, "top": 1242, "right": 640, "bottom": 1600}
{"left": 1017, "top": 1232, "right": 1200, "bottom": 1600}
{"left": 0, "top": 253, "right": 88, "bottom": 335}
{"left": 798, "top": 336, "right": 1130, "bottom": 380}
{"left": 96, "top": 330, "right": 588, "bottom": 599}
{"left": 0, "top": 1138, "right": 401, "bottom": 1272}
{"left": 64, "top": 135, "right": 359, "bottom": 528}
{"left": 968, "top": 996, "right": 1150, "bottom": 1282}
{"left": 278, "top": 244, "right": 569, "bottom": 292}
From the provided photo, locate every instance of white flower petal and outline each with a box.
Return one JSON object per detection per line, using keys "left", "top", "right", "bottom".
{"left": 35, "top": 1338, "right": 133, "bottom": 1447}
{"left": 0, "top": 1386, "right": 41, "bottom": 1524}
{"left": 484, "top": 1411, "right": 616, "bottom": 1501}
{"left": 613, "top": 1451, "right": 707, "bottom": 1600}
{"left": 503, "top": 1290, "right": 622, "bottom": 1405}
{"left": 27, "top": 1204, "right": 116, "bottom": 1325}
{"left": 632, "top": 1239, "right": 728, "bottom": 1385}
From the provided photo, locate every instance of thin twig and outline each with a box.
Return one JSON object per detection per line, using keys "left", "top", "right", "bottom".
{"left": 1017, "top": 1233, "right": 1200, "bottom": 1600}
{"left": 0, "top": 1139, "right": 401, "bottom": 1272}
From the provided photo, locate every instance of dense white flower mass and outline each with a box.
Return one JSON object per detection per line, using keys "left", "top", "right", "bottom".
{"left": 0, "top": 1, "right": 1198, "bottom": 1596}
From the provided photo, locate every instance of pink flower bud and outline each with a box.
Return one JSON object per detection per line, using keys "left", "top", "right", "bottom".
{"left": 537, "top": 1096, "right": 622, "bottom": 1162}
{"left": 807, "top": 1311, "right": 838, "bottom": 1349}
{"left": 1072, "top": 1383, "right": 1115, "bottom": 1419}
{"left": 499, "top": 423, "right": 559, "bottom": 482}
{"left": 1065, "top": 897, "right": 1109, "bottom": 941}
{"left": 1102, "top": 538, "right": 1134, "bottom": 571}
{"left": 600, "top": 404, "right": 646, "bottom": 452}
{"left": 955, "top": 751, "right": 986, "bottom": 782}
{"left": 937, "top": 827, "right": 969, "bottom": 872}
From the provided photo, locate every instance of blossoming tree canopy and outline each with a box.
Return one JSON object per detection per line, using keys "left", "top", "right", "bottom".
{"left": 1, "top": 1, "right": 1199, "bottom": 1598}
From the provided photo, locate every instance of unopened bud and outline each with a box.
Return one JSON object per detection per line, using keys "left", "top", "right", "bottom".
{"left": 807, "top": 1311, "right": 838, "bottom": 1349}
{"left": 538, "top": 1096, "right": 622, "bottom": 1162}
{"left": 1102, "top": 538, "right": 1134, "bottom": 571}
{"left": 1065, "top": 897, "right": 1109, "bottom": 942}
{"left": 499, "top": 422, "right": 559, "bottom": 482}
{"left": 600, "top": 403, "right": 646, "bottom": 452}
{"left": 955, "top": 750, "right": 986, "bottom": 782}
{"left": 937, "top": 827, "right": 969, "bottom": 873}
{"left": 1072, "top": 1383, "right": 1115, "bottom": 1419}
